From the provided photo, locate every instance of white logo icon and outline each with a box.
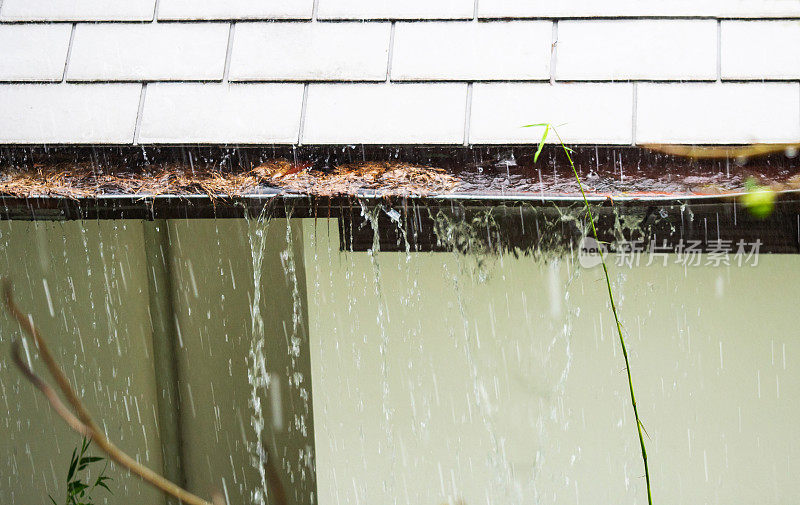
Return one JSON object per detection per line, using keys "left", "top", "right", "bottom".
{"left": 578, "top": 236, "right": 605, "bottom": 269}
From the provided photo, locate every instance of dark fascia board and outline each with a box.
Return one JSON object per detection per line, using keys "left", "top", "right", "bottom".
{"left": 1, "top": 193, "right": 799, "bottom": 255}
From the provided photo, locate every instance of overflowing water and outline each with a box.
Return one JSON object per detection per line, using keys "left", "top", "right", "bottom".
{"left": 246, "top": 205, "right": 273, "bottom": 505}
{"left": 0, "top": 199, "right": 799, "bottom": 505}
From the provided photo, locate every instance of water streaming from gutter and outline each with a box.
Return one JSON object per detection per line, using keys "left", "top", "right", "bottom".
{"left": 245, "top": 204, "right": 274, "bottom": 505}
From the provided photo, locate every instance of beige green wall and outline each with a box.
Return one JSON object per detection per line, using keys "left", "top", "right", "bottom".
{"left": 2, "top": 217, "right": 800, "bottom": 505}
{"left": 304, "top": 218, "right": 800, "bottom": 505}
{"left": 0, "top": 220, "right": 165, "bottom": 504}
{"left": 166, "top": 218, "right": 315, "bottom": 505}
{"left": 0, "top": 218, "right": 314, "bottom": 505}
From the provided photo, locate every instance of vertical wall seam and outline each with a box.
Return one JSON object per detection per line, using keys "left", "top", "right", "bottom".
{"left": 386, "top": 22, "right": 396, "bottom": 83}
{"left": 631, "top": 82, "right": 638, "bottom": 146}
{"left": 463, "top": 83, "right": 473, "bottom": 147}
{"left": 550, "top": 20, "right": 558, "bottom": 85}
{"left": 133, "top": 83, "right": 148, "bottom": 145}
{"left": 142, "top": 222, "right": 188, "bottom": 492}
{"left": 716, "top": 19, "right": 722, "bottom": 82}
{"left": 61, "top": 23, "right": 77, "bottom": 83}
{"left": 152, "top": 0, "right": 161, "bottom": 22}
{"left": 223, "top": 22, "right": 236, "bottom": 83}
{"left": 297, "top": 83, "right": 309, "bottom": 145}
{"left": 473, "top": 0, "right": 479, "bottom": 21}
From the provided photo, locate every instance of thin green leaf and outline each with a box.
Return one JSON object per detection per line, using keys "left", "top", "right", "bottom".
{"left": 67, "top": 448, "right": 78, "bottom": 482}
{"left": 533, "top": 123, "right": 653, "bottom": 505}
{"left": 68, "top": 481, "right": 89, "bottom": 495}
{"left": 534, "top": 124, "right": 550, "bottom": 163}
{"left": 77, "top": 456, "right": 103, "bottom": 471}
{"left": 639, "top": 419, "right": 652, "bottom": 440}
{"left": 94, "top": 473, "right": 112, "bottom": 487}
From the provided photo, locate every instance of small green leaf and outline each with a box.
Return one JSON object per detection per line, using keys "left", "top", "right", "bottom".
{"left": 78, "top": 456, "right": 103, "bottom": 470}
{"left": 68, "top": 481, "right": 89, "bottom": 498}
{"left": 67, "top": 448, "right": 78, "bottom": 481}
{"left": 534, "top": 123, "right": 550, "bottom": 163}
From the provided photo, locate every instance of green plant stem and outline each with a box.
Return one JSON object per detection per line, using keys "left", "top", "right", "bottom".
{"left": 553, "top": 130, "right": 653, "bottom": 505}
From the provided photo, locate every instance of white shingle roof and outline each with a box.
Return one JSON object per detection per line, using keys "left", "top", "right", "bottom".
{"left": 0, "top": 0, "right": 799, "bottom": 145}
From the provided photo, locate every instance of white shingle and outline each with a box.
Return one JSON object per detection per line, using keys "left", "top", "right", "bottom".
{"left": 138, "top": 83, "right": 304, "bottom": 143}
{"left": 229, "top": 22, "right": 390, "bottom": 81}
{"left": 722, "top": 21, "right": 800, "bottom": 80}
{"left": 556, "top": 20, "right": 716, "bottom": 81}
{"left": 67, "top": 23, "right": 229, "bottom": 82}
{"left": 391, "top": 21, "right": 551, "bottom": 81}
{"left": 0, "top": 25, "right": 73, "bottom": 82}
{"left": 470, "top": 83, "right": 633, "bottom": 144}
{"left": 303, "top": 83, "right": 467, "bottom": 144}
{"left": 0, "top": 0, "right": 155, "bottom": 21}
{"left": 478, "top": 0, "right": 800, "bottom": 18}
{"left": 317, "top": 0, "right": 474, "bottom": 20}
{"left": 157, "top": 0, "right": 313, "bottom": 20}
{"left": 0, "top": 84, "right": 141, "bottom": 143}
{"left": 636, "top": 83, "right": 800, "bottom": 144}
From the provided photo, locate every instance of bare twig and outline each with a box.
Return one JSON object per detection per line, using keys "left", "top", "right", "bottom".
{"left": 10, "top": 341, "right": 90, "bottom": 437}
{"left": 6, "top": 280, "right": 289, "bottom": 505}
{"left": 3, "top": 280, "right": 217, "bottom": 505}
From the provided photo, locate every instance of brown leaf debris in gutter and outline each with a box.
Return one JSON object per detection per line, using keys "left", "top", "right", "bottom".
{"left": 0, "top": 160, "right": 458, "bottom": 199}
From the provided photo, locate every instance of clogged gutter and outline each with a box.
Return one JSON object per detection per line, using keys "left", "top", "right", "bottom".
{"left": 0, "top": 161, "right": 457, "bottom": 199}
{"left": 1, "top": 145, "right": 798, "bottom": 200}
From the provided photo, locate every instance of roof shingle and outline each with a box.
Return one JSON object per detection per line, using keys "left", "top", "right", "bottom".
{"left": 0, "top": 24, "right": 72, "bottom": 82}
{"left": 0, "top": 84, "right": 141, "bottom": 143}
{"left": 67, "top": 23, "right": 230, "bottom": 82}
{"left": 0, "top": 0, "right": 156, "bottom": 21}
{"left": 0, "top": 1, "right": 798, "bottom": 145}
{"left": 138, "top": 83, "right": 304, "bottom": 144}
{"left": 229, "top": 22, "right": 391, "bottom": 81}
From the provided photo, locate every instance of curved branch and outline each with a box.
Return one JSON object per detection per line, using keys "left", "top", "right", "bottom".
{"left": 4, "top": 280, "right": 217, "bottom": 505}
{"left": 11, "top": 341, "right": 91, "bottom": 437}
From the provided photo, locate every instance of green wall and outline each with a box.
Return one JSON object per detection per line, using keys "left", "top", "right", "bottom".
{"left": 2, "top": 217, "right": 800, "bottom": 505}
{"left": 0, "top": 220, "right": 164, "bottom": 504}
{"left": 0, "top": 219, "right": 314, "bottom": 505}
{"left": 304, "top": 218, "right": 800, "bottom": 505}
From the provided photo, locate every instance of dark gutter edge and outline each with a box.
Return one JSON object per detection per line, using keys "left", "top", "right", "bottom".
{"left": 1, "top": 143, "right": 797, "bottom": 170}
{"left": 0, "top": 189, "right": 796, "bottom": 217}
